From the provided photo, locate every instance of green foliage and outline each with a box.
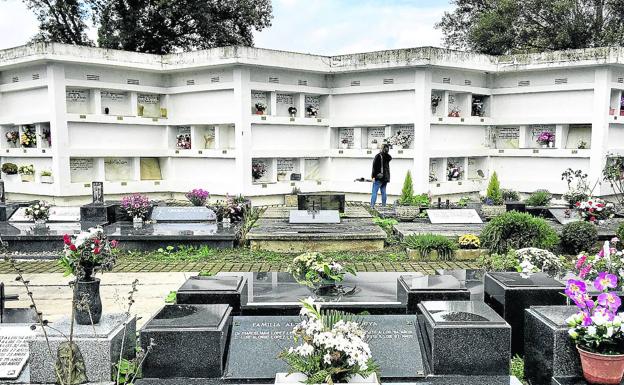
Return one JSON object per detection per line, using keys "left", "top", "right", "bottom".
{"left": 238, "top": 207, "right": 264, "bottom": 246}
{"left": 113, "top": 357, "right": 141, "bottom": 385}
{"left": 561, "top": 221, "right": 598, "bottom": 255}
{"left": 1, "top": 162, "right": 18, "bottom": 175}
{"left": 164, "top": 291, "right": 176, "bottom": 304}
{"left": 399, "top": 171, "right": 415, "bottom": 205}
{"left": 603, "top": 155, "right": 624, "bottom": 207}
{"left": 478, "top": 250, "right": 520, "bottom": 272}
{"left": 501, "top": 189, "right": 520, "bottom": 202}
{"left": 403, "top": 234, "right": 458, "bottom": 261}
{"left": 480, "top": 211, "right": 559, "bottom": 254}
{"left": 372, "top": 217, "right": 398, "bottom": 235}
{"left": 198, "top": 271, "right": 213, "bottom": 277}
{"left": 436, "top": 0, "right": 624, "bottom": 55}
{"left": 525, "top": 190, "right": 552, "bottom": 207}
{"left": 486, "top": 172, "right": 504, "bottom": 205}
{"left": 617, "top": 223, "right": 624, "bottom": 245}
{"left": 510, "top": 355, "right": 525, "bottom": 382}
{"left": 24, "top": 0, "right": 93, "bottom": 46}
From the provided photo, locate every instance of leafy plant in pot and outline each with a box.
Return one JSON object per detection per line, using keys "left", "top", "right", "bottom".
{"left": 289, "top": 252, "right": 356, "bottom": 296}
{"left": 565, "top": 273, "right": 624, "bottom": 384}
{"left": 58, "top": 227, "right": 118, "bottom": 325}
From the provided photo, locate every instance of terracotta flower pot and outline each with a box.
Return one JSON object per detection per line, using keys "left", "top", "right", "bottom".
{"left": 578, "top": 346, "right": 624, "bottom": 384}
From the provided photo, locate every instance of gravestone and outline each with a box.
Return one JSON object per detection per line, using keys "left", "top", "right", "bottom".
{"left": 298, "top": 193, "right": 345, "bottom": 213}
{"left": 435, "top": 269, "right": 485, "bottom": 301}
{"left": 176, "top": 276, "right": 246, "bottom": 314}
{"left": 549, "top": 208, "right": 581, "bottom": 225}
{"left": 525, "top": 306, "right": 581, "bottom": 385}
{"left": 225, "top": 315, "right": 426, "bottom": 381}
{"left": 0, "top": 180, "right": 4, "bottom": 203}
{"left": 397, "top": 274, "right": 471, "bottom": 314}
{"left": 0, "top": 326, "right": 33, "bottom": 381}
{"left": 141, "top": 304, "right": 232, "bottom": 379}
{"left": 427, "top": 209, "right": 483, "bottom": 224}
{"left": 92, "top": 181, "right": 104, "bottom": 204}
{"left": 81, "top": 181, "right": 116, "bottom": 224}
{"left": 9, "top": 206, "right": 80, "bottom": 222}
{"left": 288, "top": 210, "right": 340, "bottom": 224}
{"left": 484, "top": 272, "right": 566, "bottom": 355}
{"left": 151, "top": 206, "right": 216, "bottom": 222}
{"left": 418, "top": 301, "right": 511, "bottom": 375}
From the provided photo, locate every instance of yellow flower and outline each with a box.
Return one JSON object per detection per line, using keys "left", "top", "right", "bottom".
{"left": 458, "top": 234, "right": 480, "bottom": 249}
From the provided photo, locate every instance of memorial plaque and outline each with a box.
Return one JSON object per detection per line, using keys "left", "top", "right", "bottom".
{"left": 92, "top": 182, "right": 104, "bottom": 204}
{"left": 65, "top": 89, "right": 89, "bottom": 114}
{"left": 9, "top": 206, "right": 80, "bottom": 222}
{"left": 0, "top": 180, "right": 4, "bottom": 203}
{"left": 496, "top": 127, "right": 520, "bottom": 149}
{"left": 298, "top": 193, "right": 346, "bottom": 213}
{"left": 140, "top": 158, "right": 162, "bottom": 180}
{"left": 70, "top": 158, "right": 95, "bottom": 183}
{"left": 276, "top": 158, "right": 295, "bottom": 173}
{"left": 104, "top": 158, "right": 132, "bottom": 182}
{"left": 225, "top": 315, "right": 425, "bottom": 381}
{"left": 0, "top": 326, "right": 34, "bottom": 380}
{"left": 549, "top": 208, "right": 581, "bottom": 225}
{"left": 289, "top": 210, "right": 340, "bottom": 224}
{"left": 151, "top": 206, "right": 216, "bottom": 222}
{"left": 339, "top": 128, "right": 355, "bottom": 148}
{"left": 137, "top": 94, "right": 160, "bottom": 117}
{"left": 367, "top": 127, "right": 386, "bottom": 149}
{"left": 304, "top": 158, "right": 320, "bottom": 181}
{"left": 427, "top": 209, "right": 483, "bottom": 224}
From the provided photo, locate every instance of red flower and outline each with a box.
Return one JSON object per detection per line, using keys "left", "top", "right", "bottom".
{"left": 63, "top": 234, "right": 71, "bottom": 245}
{"left": 69, "top": 244, "right": 77, "bottom": 251}
{"left": 575, "top": 202, "right": 581, "bottom": 207}
{"left": 94, "top": 247, "right": 100, "bottom": 255}
{"left": 110, "top": 240, "right": 118, "bottom": 248}
{"left": 590, "top": 216, "right": 596, "bottom": 222}
{"left": 94, "top": 239, "right": 100, "bottom": 246}
{"left": 589, "top": 208, "right": 595, "bottom": 213}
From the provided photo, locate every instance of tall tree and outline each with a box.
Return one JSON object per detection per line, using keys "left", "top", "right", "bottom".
{"left": 24, "top": 0, "right": 93, "bottom": 45}
{"left": 437, "top": 0, "right": 624, "bottom": 55}
{"left": 93, "top": 0, "right": 273, "bottom": 54}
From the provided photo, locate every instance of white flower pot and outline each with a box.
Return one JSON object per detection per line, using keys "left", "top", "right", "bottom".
{"left": 275, "top": 372, "right": 378, "bottom": 385}
{"left": 41, "top": 175, "right": 54, "bottom": 184}
{"left": 548, "top": 142, "right": 554, "bottom": 148}
{"left": 540, "top": 144, "right": 547, "bottom": 148}
{"left": 341, "top": 143, "right": 349, "bottom": 149}
{"left": 20, "top": 174, "right": 34, "bottom": 182}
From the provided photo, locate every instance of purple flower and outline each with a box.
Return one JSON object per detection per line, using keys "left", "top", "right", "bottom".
{"left": 566, "top": 279, "right": 587, "bottom": 297}
{"left": 594, "top": 272, "right": 618, "bottom": 291}
{"left": 597, "top": 292, "right": 622, "bottom": 311}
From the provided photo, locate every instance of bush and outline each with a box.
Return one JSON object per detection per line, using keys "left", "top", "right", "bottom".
{"left": 561, "top": 221, "right": 598, "bottom": 255}
{"left": 477, "top": 250, "right": 519, "bottom": 272}
{"left": 404, "top": 234, "right": 458, "bottom": 261}
{"left": 525, "top": 190, "right": 553, "bottom": 207}
{"left": 1, "top": 162, "right": 17, "bottom": 175}
{"left": 485, "top": 172, "right": 503, "bottom": 205}
{"left": 502, "top": 189, "right": 520, "bottom": 202}
{"left": 480, "top": 211, "right": 559, "bottom": 254}
{"left": 398, "top": 171, "right": 415, "bottom": 205}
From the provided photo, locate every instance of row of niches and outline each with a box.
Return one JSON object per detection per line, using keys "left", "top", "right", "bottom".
{"left": 66, "top": 88, "right": 168, "bottom": 118}
{"left": 251, "top": 91, "right": 328, "bottom": 118}
{"left": 429, "top": 157, "right": 488, "bottom": 183}
{"left": 1, "top": 157, "right": 53, "bottom": 183}
{"left": 490, "top": 124, "right": 592, "bottom": 150}
{"left": 171, "top": 125, "right": 235, "bottom": 151}
{"left": 1, "top": 123, "right": 51, "bottom": 150}
{"left": 251, "top": 157, "right": 324, "bottom": 184}
{"left": 69, "top": 157, "right": 165, "bottom": 183}
{"left": 333, "top": 125, "right": 415, "bottom": 150}
{"left": 431, "top": 91, "right": 491, "bottom": 118}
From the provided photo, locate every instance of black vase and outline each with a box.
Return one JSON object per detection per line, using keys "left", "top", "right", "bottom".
{"left": 74, "top": 279, "right": 102, "bottom": 325}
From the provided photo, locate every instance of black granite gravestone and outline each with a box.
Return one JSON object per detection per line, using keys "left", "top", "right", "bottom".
{"left": 140, "top": 304, "right": 231, "bottom": 379}
{"left": 397, "top": 274, "right": 471, "bottom": 314}
{"left": 224, "top": 315, "right": 426, "bottom": 382}
{"left": 525, "top": 306, "right": 581, "bottom": 385}
{"left": 176, "top": 276, "right": 246, "bottom": 314}
{"left": 484, "top": 272, "right": 566, "bottom": 355}
{"left": 298, "top": 193, "right": 346, "bottom": 213}
{"left": 418, "top": 301, "right": 511, "bottom": 376}
{"left": 80, "top": 181, "right": 117, "bottom": 223}
{"left": 435, "top": 269, "right": 485, "bottom": 301}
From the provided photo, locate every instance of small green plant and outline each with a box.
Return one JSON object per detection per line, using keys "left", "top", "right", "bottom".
{"left": 114, "top": 356, "right": 142, "bottom": 385}
{"left": 403, "top": 234, "right": 458, "bottom": 261}
{"left": 291, "top": 186, "right": 301, "bottom": 194}
{"left": 372, "top": 217, "right": 398, "bottom": 234}
{"left": 40, "top": 170, "right": 53, "bottom": 177}
{"left": 502, "top": 189, "right": 520, "bottom": 202}
{"left": 480, "top": 211, "right": 560, "bottom": 254}
{"left": 398, "top": 171, "right": 415, "bottom": 205}
{"left": 198, "top": 271, "right": 213, "bottom": 277}
{"left": 457, "top": 196, "right": 474, "bottom": 208}
{"left": 617, "top": 222, "right": 624, "bottom": 244}
{"left": 525, "top": 190, "right": 552, "bottom": 207}
{"left": 510, "top": 355, "right": 525, "bottom": 382}
{"left": 1, "top": 162, "right": 17, "bottom": 175}
{"left": 165, "top": 291, "right": 176, "bottom": 303}
{"left": 561, "top": 221, "right": 598, "bottom": 255}
{"left": 18, "top": 164, "right": 35, "bottom": 175}
{"left": 478, "top": 250, "right": 520, "bottom": 272}
{"left": 485, "top": 171, "right": 503, "bottom": 205}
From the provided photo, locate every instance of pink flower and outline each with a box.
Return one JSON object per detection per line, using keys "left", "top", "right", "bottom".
{"left": 597, "top": 292, "right": 622, "bottom": 311}
{"left": 594, "top": 272, "right": 618, "bottom": 291}
{"left": 575, "top": 255, "right": 587, "bottom": 269}
{"left": 110, "top": 240, "right": 118, "bottom": 248}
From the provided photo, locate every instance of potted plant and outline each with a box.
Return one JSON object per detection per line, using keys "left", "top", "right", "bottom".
{"left": 457, "top": 234, "right": 485, "bottom": 260}
{"left": 289, "top": 252, "right": 356, "bottom": 295}
{"left": 578, "top": 140, "right": 588, "bottom": 149}
{"left": 18, "top": 164, "right": 35, "bottom": 182}
{"left": 5, "top": 130, "right": 19, "bottom": 148}
{"left": 176, "top": 133, "right": 191, "bottom": 149}
{"left": 185, "top": 188, "right": 209, "bottom": 206}
{"left": 288, "top": 106, "right": 297, "bottom": 118}
{"left": 562, "top": 168, "right": 591, "bottom": 207}
{"left": 252, "top": 161, "right": 267, "bottom": 182}
{"left": 446, "top": 162, "right": 462, "bottom": 181}
{"left": 121, "top": 193, "right": 151, "bottom": 226}
{"left": 431, "top": 95, "right": 442, "bottom": 114}
{"left": 20, "top": 126, "right": 37, "bottom": 148}
{"left": 389, "top": 130, "right": 413, "bottom": 149}
{"left": 448, "top": 106, "right": 460, "bottom": 117}
{"left": 537, "top": 131, "right": 555, "bottom": 148}
{"left": 306, "top": 105, "right": 319, "bottom": 118}
{"left": 394, "top": 171, "right": 429, "bottom": 221}
{"left": 340, "top": 138, "right": 350, "bottom": 149}
{"left": 285, "top": 186, "right": 300, "bottom": 207}
{"left": 277, "top": 298, "right": 378, "bottom": 385}
{"left": 255, "top": 102, "right": 267, "bottom": 115}
{"left": 277, "top": 172, "right": 287, "bottom": 182}
{"left": 40, "top": 170, "right": 53, "bottom": 184}
{"left": 481, "top": 172, "right": 506, "bottom": 219}
{"left": 25, "top": 200, "right": 51, "bottom": 227}
{"left": 565, "top": 274, "right": 624, "bottom": 384}
{"left": 58, "top": 227, "right": 118, "bottom": 325}
{"left": 576, "top": 197, "right": 616, "bottom": 224}
{"left": 160, "top": 107, "right": 168, "bottom": 118}
{"left": 1, "top": 162, "right": 18, "bottom": 176}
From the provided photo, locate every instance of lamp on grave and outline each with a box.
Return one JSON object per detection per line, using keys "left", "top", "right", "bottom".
{"left": 92, "top": 181, "right": 104, "bottom": 205}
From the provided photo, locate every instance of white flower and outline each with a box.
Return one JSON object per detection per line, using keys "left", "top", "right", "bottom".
{"left": 323, "top": 353, "right": 332, "bottom": 364}
{"left": 568, "top": 329, "right": 579, "bottom": 339}
{"left": 587, "top": 326, "right": 597, "bottom": 336}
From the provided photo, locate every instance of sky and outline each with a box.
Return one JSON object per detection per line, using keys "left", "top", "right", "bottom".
{"left": 0, "top": 0, "right": 451, "bottom": 54}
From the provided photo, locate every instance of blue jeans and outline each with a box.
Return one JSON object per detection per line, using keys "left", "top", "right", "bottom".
{"left": 371, "top": 180, "right": 387, "bottom": 207}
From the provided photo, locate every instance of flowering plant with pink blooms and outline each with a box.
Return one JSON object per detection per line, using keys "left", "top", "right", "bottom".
{"left": 536, "top": 131, "right": 555, "bottom": 145}
{"left": 121, "top": 193, "right": 151, "bottom": 220}
{"left": 574, "top": 240, "right": 624, "bottom": 285}
{"left": 185, "top": 188, "right": 209, "bottom": 206}
{"left": 565, "top": 273, "right": 624, "bottom": 354}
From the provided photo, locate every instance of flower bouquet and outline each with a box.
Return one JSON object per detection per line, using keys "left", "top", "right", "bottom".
{"left": 574, "top": 240, "right": 624, "bottom": 285}
{"left": 18, "top": 164, "right": 35, "bottom": 182}
{"left": 288, "top": 106, "right": 298, "bottom": 117}
{"left": 5, "top": 130, "right": 18, "bottom": 147}
{"left": 565, "top": 274, "right": 624, "bottom": 384}
{"left": 389, "top": 131, "right": 413, "bottom": 149}
{"left": 252, "top": 161, "right": 267, "bottom": 181}
{"left": 20, "top": 126, "right": 37, "bottom": 148}
{"left": 185, "top": 188, "right": 209, "bottom": 206}
{"left": 121, "top": 193, "right": 151, "bottom": 221}
{"left": 278, "top": 298, "right": 378, "bottom": 385}
{"left": 515, "top": 247, "right": 565, "bottom": 277}
{"left": 289, "top": 253, "right": 356, "bottom": 293}
{"left": 447, "top": 163, "right": 462, "bottom": 181}
{"left": 255, "top": 102, "right": 267, "bottom": 115}
{"left": 306, "top": 105, "right": 319, "bottom": 117}
{"left": 537, "top": 131, "right": 555, "bottom": 147}
{"left": 576, "top": 198, "right": 615, "bottom": 223}
{"left": 25, "top": 200, "right": 51, "bottom": 223}
{"left": 176, "top": 134, "right": 191, "bottom": 149}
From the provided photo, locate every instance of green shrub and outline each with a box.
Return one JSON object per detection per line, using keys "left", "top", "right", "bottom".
{"left": 478, "top": 250, "right": 520, "bottom": 272}
{"left": 486, "top": 172, "right": 503, "bottom": 205}
{"left": 525, "top": 190, "right": 553, "bottom": 207}
{"left": 502, "top": 189, "right": 520, "bottom": 202}
{"left": 398, "top": 171, "right": 415, "bottom": 205}
{"left": 480, "top": 211, "right": 559, "bottom": 254}
{"left": 617, "top": 222, "right": 624, "bottom": 244}
{"left": 1, "top": 162, "right": 17, "bottom": 175}
{"left": 403, "top": 234, "right": 458, "bottom": 261}
{"left": 373, "top": 217, "right": 398, "bottom": 235}
{"left": 561, "top": 221, "right": 598, "bottom": 255}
